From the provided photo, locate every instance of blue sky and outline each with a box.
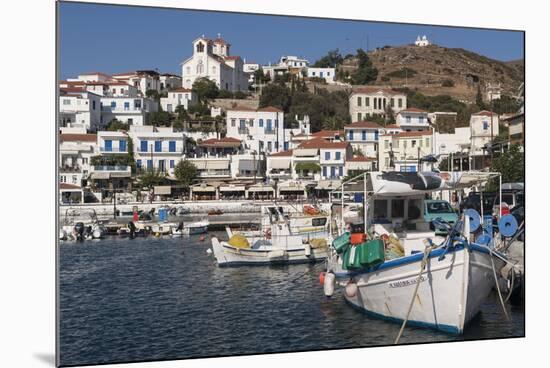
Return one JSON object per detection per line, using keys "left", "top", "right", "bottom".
{"left": 59, "top": 2, "right": 524, "bottom": 80}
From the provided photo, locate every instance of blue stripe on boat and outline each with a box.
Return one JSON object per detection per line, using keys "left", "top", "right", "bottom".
{"left": 334, "top": 243, "right": 501, "bottom": 278}
{"left": 344, "top": 298, "right": 462, "bottom": 334}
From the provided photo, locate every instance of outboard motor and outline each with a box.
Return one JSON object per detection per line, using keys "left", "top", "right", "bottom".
{"left": 176, "top": 222, "right": 184, "bottom": 232}
{"left": 128, "top": 221, "right": 137, "bottom": 239}
{"left": 74, "top": 222, "right": 85, "bottom": 241}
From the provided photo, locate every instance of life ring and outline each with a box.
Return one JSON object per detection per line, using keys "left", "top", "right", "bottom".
{"left": 264, "top": 229, "right": 272, "bottom": 240}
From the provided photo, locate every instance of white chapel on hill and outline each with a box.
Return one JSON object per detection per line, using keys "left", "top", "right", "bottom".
{"left": 180, "top": 34, "right": 249, "bottom": 92}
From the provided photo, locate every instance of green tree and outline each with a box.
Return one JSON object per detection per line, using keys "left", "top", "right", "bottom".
{"left": 106, "top": 118, "right": 129, "bottom": 131}
{"left": 490, "top": 144, "right": 524, "bottom": 183}
{"left": 138, "top": 169, "right": 165, "bottom": 190}
{"left": 147, "top": 111, "right": 173, "bottom": 126}
{"left": 146, "top": 89, "right": 160, "bottom": 101}
{"left": 259, "top": 84, "right": 292, "bottom": 112}
{"left": 126, "top": 138, "right": 136, "bottom": 174}
{"left": 175, "top": 105, "right": 190, "bottom": 121}
{"left": 218, "top": 90, "right": 234, "bottom": 99}
{"left": 313, "top": 49, "right": 343, "bottom": 68}
{"left": 491, "top": 95, "right": 521, "bottom": 115}
{"left": 174, "top": 159, "right": 198, "bottom": 191}
{"left": 351, "top": 49, "right": 378, "bottom": 85}
{"left": 192, "top": 77, "right": 219, "bottom": 103}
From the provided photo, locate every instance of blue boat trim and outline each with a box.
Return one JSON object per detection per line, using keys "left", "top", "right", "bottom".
{"left": 344, "top": 298, "right": 462, "bottom": 335}
{"left": 334, "top": 243, "right": 503, "bottom": 278}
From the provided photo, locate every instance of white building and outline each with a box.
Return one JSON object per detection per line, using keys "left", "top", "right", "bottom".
{"left": 469, "top": 110, "right": 499, "bottom": 156}
{"left": 485, "top": 82, "right": 502, "bottom": 101}
{"left": 67, "top": 72, "right": 113, "bottom": 83}
{"left": 100, "top": 97, "right": 158, "bottom": 126}
{"left": 59, "top": 88, "right": 102, "bottom": 131}
{"left": 180, "top": 35, "right": 249, "bottom": 92}
{"left": 85, "top": 81, "right": 140, "bottom": 97}
{"left": 159, "top": 73, "right": 183, "bottom": 92}
{"left": 379, "top": 130, "right": 433, "bottom": 172}
{"left": 160, "top": 88, "right": 198, "bottom": 112}
{"left": 243, "top": 62, "right": 260, "bottom": 84}
{"left": 415, "top": 35, "right": 430, "bottom": 47}
{"left": 349, "top": 87, "right": 407, "bottom": 122}
{"left": 433, "top": 127, "right": 471, "bottom": 156}
{"left": 226, "top": 106, "right": 287, "bottom": 154}
{"left": 111, "top": 70, "right": 162, "bottom": 95}
{"left": 343, "top": 121, "right": 383, "bottom": 159}
{"left": 307, "top": 68, "right": 336, "bottom": 83}
{"left": 128, "top": 126, "right": 185, "bottom": 176}
{"left": 279, "top": 55, "right": 309, "bottom": 69}
{"left": 396, "top": 108, "right": 431, "bottom": 132}
{"left": 266, "top": 135, "right": 352, "bottom": 182}
{"left": 59, "top": 133, "right": 98, "bottom": 187}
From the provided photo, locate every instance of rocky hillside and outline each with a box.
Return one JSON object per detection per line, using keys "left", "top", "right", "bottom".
{"left": 340, "top": 44, "right": 524, "bottom": 103}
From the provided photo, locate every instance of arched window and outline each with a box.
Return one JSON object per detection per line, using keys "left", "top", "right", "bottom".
{"left": 196, "top": 60, "right": 203, "bottom": 75}
{"left": 185, "top": 66, "right": 191, "bottom": 75}
{"left": 196, "top": 42, "right": 204, "bottom": 53}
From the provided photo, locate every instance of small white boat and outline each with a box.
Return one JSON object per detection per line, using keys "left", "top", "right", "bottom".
{"left": 171, "top": 220, "right": 209, "bottom": 236}
{"left": 61, "top": 209, "right": 105, "bottom": 240}
{"left": 211, "top": 204, "right": 330, "bottom": 266}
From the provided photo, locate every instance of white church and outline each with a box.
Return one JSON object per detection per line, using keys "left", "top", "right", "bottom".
{"left": 180, "top": 34, "right": 249, "bottom": 92}
{"left": 415, "top": 35, "right": 431, "bottom": 47}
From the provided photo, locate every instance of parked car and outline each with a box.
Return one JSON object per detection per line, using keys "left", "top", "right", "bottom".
{"left": 492, "top": 190, "right": 524, "bottom": 217}
{"left": 460, "top": 191, "right": 497, "bottom": 215}
{"left": 424, "top": 200, "right": 459, "bottom": 235}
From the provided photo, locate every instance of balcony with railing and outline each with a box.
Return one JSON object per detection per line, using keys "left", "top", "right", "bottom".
{"left": 59, "top": 165, "right": 82, "bottom": 173}
{"left": 92, "top": 165, "right": 131, "bottom": 172}
{"left": 137, "top": 147, "right": 182, "bottom": 154}
{"left": 238, "top": 128, "right": 249, "bottom": 135}
{"left": 264, "top": 128, "right": 276, "bottom": 135}
{"left": 197, "top": 169, "right": 231, "bottom": 178}
{"left": 99, "top": 147, "right": 128, "bottom": 153}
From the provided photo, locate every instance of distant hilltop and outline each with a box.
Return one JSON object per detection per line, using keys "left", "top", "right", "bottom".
{"left": 340, "top": 44, "right": 524, "bottom": 103}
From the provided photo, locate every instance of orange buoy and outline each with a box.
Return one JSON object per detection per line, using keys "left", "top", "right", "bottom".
{"left": 319, "top": 272, "right": 326, "bottom": 286}
{"left": 199, "top": 235, "right": 206, "bottom": 242}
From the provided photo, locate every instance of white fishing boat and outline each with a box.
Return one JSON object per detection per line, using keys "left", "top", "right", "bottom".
{"left": 323, "top": 171, "right": 515, "bottom": 335}
{"left": 60, "top": 208, "right": 105, "bottom": 240}
{"left": 211, "top": 204, "right": 331, "bottom": 266}
{"left": 171, "top": 220, "right": 209, "bottom": 236}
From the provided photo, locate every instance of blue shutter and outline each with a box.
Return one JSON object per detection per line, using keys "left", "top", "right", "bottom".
{"left": 375, "top": 131, "right": 379, "bottom": 141}
{"left": 323, "top": 166, "right": 327, "bottom": 178}
{"left": 259, "top": 119, "right": 264, "bottom": 127}
{"left": 330, "top": 167, "right": 336, "bottom": 178}
{"left": 336, "top": 152, "right": 341, "bottom": 160}
{"left": 325, "top": 152, "right": 330, "bottom": 160}
{"left": 124, "top": 102, "right": 130, "bottom": 110}
{"left": 136, "top": 159, "right": 142, "bottom": 168}
{"left": 362, "top": 130, "right": 367, "bottom": 140}
{"left": 284, "top": 142, "right": 289, "bottom": 151}
{"left": 147, "top": 160, "right": 152, "bottom": 170}
{"left": 170, "top": 160, "right": 175, "bottom": 169}
{"left": 104, "top": 140, "right": 112, "bottom": 152}
{"left": 349, "top": 130, "right": 354, "bottom": 140}
{"left": 339, "top": 166, "right": 343, "bottom": 177}
{"left": 141, "top": 140, "right": 148, "bottom": 152}
{"left": 155, "top": 141, "right": 162, "bottom": 152}
{"left": 169, "top": 141, "right": 176, "bottom": 152}
{"left": 119, "top": 139, "right": 126, "bottom": 152}
{"left": 110, "top": 101, "right": 116, "bottom": 108}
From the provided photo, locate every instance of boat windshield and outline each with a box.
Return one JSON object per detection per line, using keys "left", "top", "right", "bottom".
{"left": 427, "top": 201, "right": 454, "bottom": 214}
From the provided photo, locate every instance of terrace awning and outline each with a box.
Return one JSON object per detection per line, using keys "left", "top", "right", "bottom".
{"left": 270, "top": 159, "right": 291, "bottom": 169}
{"left": 247, "top": 185, "right": 274, "bottom": 192}
{"left": 239, "top": 160, "right": 261, "bottom": 170}
{"left": 90, "top": 172, "right": 110, "bottom": 180}
{"left": 294, "top": 148, "right": 317, "bottom": 157}
{"left": 206, "top": 161, "right": 230, "bottom": 170}
{"left": 192, "top": 186, "right": 216, "bottom": 192}
{"left": 219, "top": 185, "right": 246, "bottom": 192}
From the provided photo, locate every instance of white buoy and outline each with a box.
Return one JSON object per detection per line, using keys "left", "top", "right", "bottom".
{"left": 323, "top": 272, "right": 336, "bottom": 297}
{"left": 462, "top": 213, "right": 470, "bottom": 241}
{"left": 304, "top": 243, "right": 312, "bottom": 257}
{"left": 206, "top": 248, "right": 213, "bottom": 254}
{"left": 345, "top": 282, "right": 358, "bottom": 298}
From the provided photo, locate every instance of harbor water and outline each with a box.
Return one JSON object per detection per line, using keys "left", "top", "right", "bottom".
{"left": 58, "top": 232, "right": 524, "bottom": 366}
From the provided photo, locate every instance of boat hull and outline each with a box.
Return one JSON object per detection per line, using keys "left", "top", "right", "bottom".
{"left": 334, "top": 245, "right": 504, "bottom": 334}
{"left": 211, "top": 237, "right": 328, "bottom": 267}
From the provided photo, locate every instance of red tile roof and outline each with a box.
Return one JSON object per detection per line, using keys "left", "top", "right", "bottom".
{"left": 199, "top": 137, "right": 241, "bottom": 147}
{"left": 80, "top": 72, "right": 112, "bottom": 78}
{"left": 352, "top": 87, "right": 404, "bottom": 96}
{"left": 298, "top": 138, "right": 349, "bottom": 149}
{"left": 257, "top": 106, "right": 283, "bottom": 112}
{"left": 170, "top": 88, "right": 193, "bottom": 93}
{"left": 60, "top": 87, "right": 87, "bottom": 94}
{"left": 384, "top": 124, "right": 401, "bottom": 129}
{"left": 345, "top": 121, "right": 384, "bottom": 129}
{"left": 395, "top": 131, "right": 432, "bottom": 138}
{"left": 112, "top": 71, "right": 136, "bottom": 76}
{"left": 348, "top": 156, "right": 377, "bottom": 162}
{"left": 60, "top": 183, "right": 81, "bottom": 190}
{"left": 398, "top": 107, "right": 428, "bottom": 114}
{"left": 270, "top": 149, "right": 293, "bottom": 157}
{"left": 60, "top": 134, "right": 97, "bottom": 142}
{"left": 213, "top": 37, "right": 229, "bottom": 45}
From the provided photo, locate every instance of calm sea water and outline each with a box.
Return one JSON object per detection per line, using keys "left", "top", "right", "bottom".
{"left": 58, "top": 233, "right": 524, "bottom": 366}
